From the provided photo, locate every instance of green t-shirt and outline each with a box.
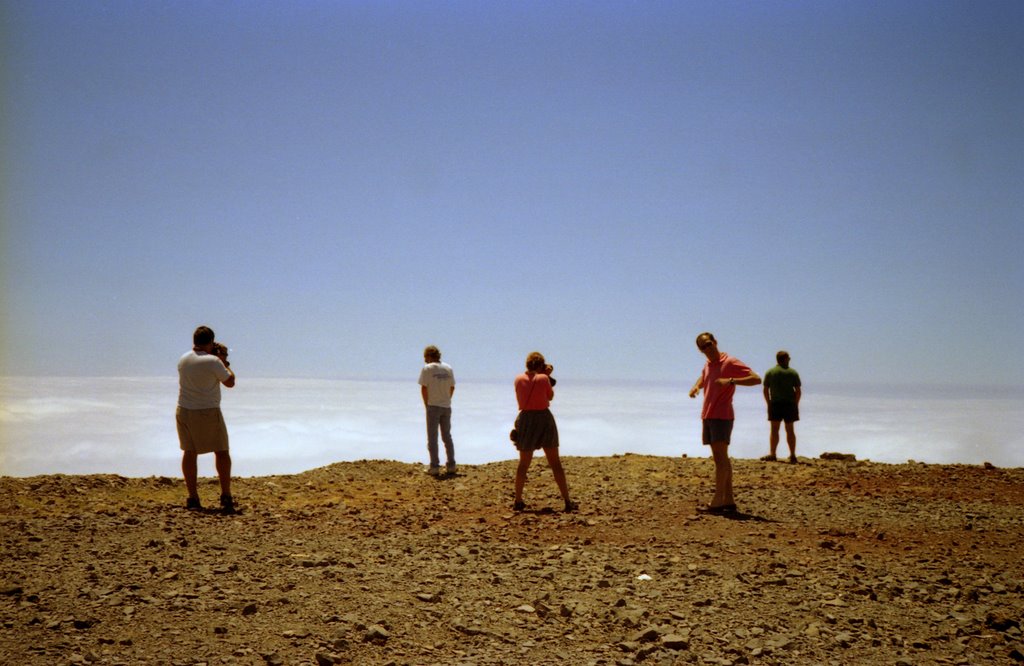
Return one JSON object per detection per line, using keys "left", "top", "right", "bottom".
{"left": 764, "top": 365, "right": 801, "bottom": 403}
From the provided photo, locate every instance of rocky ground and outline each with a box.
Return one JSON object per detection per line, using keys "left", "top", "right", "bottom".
{"left": 1, "top": 454, "right": 1022, "bottom": 665}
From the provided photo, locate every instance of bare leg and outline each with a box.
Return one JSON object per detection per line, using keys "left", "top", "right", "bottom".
{"left": 543, "top": 447, "right": 571, "bottom": 504}
{"left": 514, "top": 449, "right": 534, "bottom": 505}
{"left": 785, "top": 422, "right": 797, "bottom": 460}
{"left": 182, "top": 451, "right": 199, "bottom": 500}
{"left": 214, "top": 450, "right": 232, "bottom": 496}
{"left": 768, "top": 421, "right": 781, "bottom": 457}
{"left": 709, "top": 440, "right": 734, "bottom": 507}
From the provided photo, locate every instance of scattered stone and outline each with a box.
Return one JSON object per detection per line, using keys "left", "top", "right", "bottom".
{"left": 987, "top": 612, "right": 1020, "bottom": 632}
{"left": 661, "top": 633, "right": 690, "bottom": 650}
{"left": 632, "top": 627, "right": 661, "bottom": 642}
{"left": 1, "top": 457, "right": 1021, "bottom": 665}
{"left": 820, "top": 452, "right": 857, "bottom": 461}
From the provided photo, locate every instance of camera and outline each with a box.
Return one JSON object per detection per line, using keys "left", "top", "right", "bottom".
{"left": 544, "top": 364, "right": 557, "bottom": 387}
{"left": 212, "top": 342, "right": 230, "bottom": 367}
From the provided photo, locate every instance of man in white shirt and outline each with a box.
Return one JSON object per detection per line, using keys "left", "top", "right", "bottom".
{"left": 177, "top": 325, "right": 236, "bottom": 512}
{"left": 418, "top": 345, "right": 456, "bottom": 476}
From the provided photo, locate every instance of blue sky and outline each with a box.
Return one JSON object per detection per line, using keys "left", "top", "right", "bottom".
{"left": 2, "top": 1, "right": 1022, "bottom": 385}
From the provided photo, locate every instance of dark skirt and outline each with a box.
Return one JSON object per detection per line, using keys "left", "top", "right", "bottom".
{"left": 514, "top": 409, "right": 559, "bottom": 452}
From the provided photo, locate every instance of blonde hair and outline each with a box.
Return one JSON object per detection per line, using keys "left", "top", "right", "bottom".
{"left": 525, "top": 351, "right": 546, "bottom": 371}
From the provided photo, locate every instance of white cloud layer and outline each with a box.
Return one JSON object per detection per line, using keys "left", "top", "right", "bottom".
{"left": 1, "top": 378, "right": 1022, "bottom": 477}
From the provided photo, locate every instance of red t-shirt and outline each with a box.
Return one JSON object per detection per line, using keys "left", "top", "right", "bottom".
{"left": 515, "top": 372, "right": 553, "bottom": 411}
{"left": 700, "top": 353, "right": 753, "bottom": 420}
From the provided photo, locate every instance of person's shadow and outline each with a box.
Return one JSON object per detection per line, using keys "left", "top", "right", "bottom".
{"left": 183, "top": 505, "right": 242, "bottom": 516}
{"left": 697, "top": 506, "right": 775, "bottom": 522}
{"left": 515, "top": 506, "right": 562, "bottom": 515}
{"left": 720, "top": 509, "right": 774, "bottom": 523}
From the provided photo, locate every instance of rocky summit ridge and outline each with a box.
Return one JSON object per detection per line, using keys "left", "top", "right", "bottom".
{"left": 2, "top": 454, "right": 1022, "bottom": 665}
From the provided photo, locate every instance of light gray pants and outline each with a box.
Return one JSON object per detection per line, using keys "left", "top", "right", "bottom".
{"left": 426, "top": 405, "right": 455, "bottom": 468}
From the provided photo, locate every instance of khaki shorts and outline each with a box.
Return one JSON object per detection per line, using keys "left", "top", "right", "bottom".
{"left": 176, "top": 407, "right": 229, "bottom": 454}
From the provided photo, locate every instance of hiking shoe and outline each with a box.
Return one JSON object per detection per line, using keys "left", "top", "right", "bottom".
{"left": 186, "top": 497, "right": 202, "bottom": 511}
{"left": 220, "top": 494, "right": 236, "bottom": 515}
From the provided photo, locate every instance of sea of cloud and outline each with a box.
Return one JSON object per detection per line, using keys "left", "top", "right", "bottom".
{"left": 1, "top": 377, "right": 1022, "bottom": 478}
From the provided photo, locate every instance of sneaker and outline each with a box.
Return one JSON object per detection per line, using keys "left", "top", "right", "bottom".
{"left": 185, "top": 497, "right": 202, "bottom": 511}
{"left": 445, "top": 463, "right": 457, "bottom": 475}
{"left": 426, "top": 466, "right": 441, "bottom": 477}
{"left": 220, "top": 494, "right": 236, "bottom": 515}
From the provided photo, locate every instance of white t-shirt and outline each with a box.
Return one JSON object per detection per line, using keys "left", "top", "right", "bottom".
{"left": 178, "top": 351, "right": 231, "bottom": 410}
{"left": 419, "top": 362, "right": 455, "bottom": 408}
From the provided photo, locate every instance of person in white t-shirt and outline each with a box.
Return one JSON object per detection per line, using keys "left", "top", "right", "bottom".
{"left": 176, "top": 325, "right": 236, "bottom": 513}
{"left": 418, "top": 345, "right": 456, "bottom": 476}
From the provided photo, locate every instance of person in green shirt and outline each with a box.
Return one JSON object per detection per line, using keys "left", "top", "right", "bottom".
{"left": 761, "top": 350, "right": 801, "bottom": 464}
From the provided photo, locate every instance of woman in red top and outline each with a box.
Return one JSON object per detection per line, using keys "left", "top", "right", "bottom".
{"left": 513, "top": 351, "right": 576, "bottom": 512}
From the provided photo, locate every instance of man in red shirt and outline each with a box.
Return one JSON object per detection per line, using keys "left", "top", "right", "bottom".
{"left": 689, "top": 332, "right": 761, "bottom": 514}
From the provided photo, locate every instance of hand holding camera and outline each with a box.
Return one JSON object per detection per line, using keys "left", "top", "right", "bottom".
{"left": 212, "top": 342, "right": 230, "bottom": 368}
{"left": 543, "top": 364, "right": 556, "bottom": 387}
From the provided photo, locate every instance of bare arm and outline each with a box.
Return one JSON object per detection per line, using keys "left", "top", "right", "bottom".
{"left": 221, "top": 361, "right": 235, "bottom": 388}
{"left": 215, "top": 348, "right": 235, "bottom": 388}
{"left": 716, "top": 371, "right": 761, "bottom": 387}
{"left": 689, "top": 375, "right": 703, "bottom": 399}
{"left": 421, "top": 385, "right": 429, "bottom": 406}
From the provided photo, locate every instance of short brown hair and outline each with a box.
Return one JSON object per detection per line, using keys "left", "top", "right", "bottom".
{"left": 696, "top": 331, "right": 716, "bottom": 347}
{"left": 194, "top": 326, "right": 215, "bottom": 346}
{"left": 423, "top": 345, "right": 441, "bottom": 361}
